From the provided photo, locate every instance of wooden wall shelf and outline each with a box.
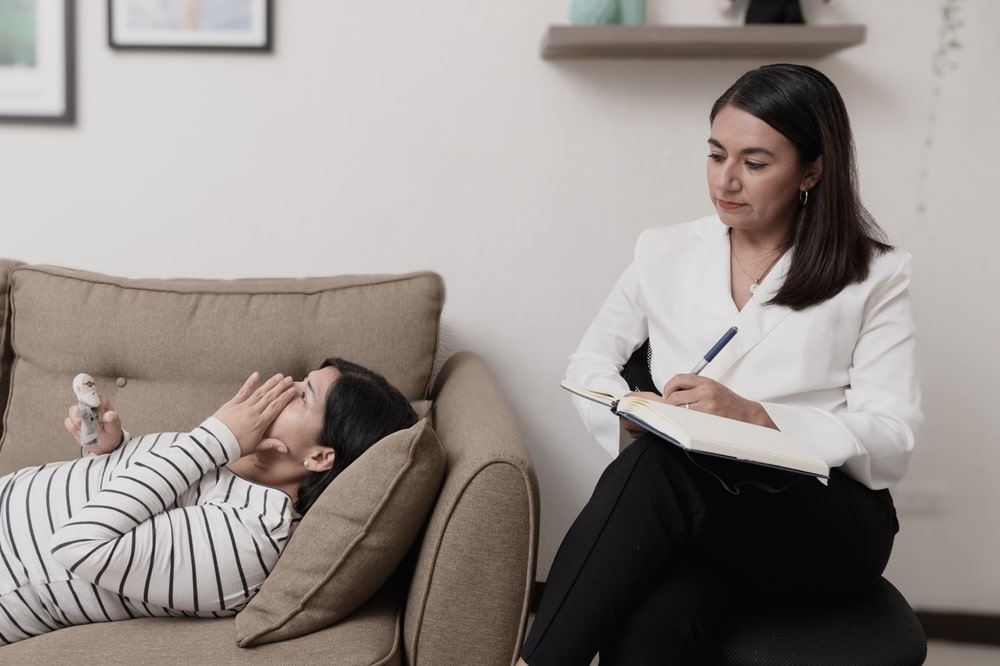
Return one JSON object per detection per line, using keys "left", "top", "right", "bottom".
{"left": 540, "top": 24, "right": 866, "bottom": 59}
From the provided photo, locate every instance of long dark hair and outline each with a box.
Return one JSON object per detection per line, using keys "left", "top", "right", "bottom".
{"left": 710, "top": 63, "right": 891, "bottom": 310}
{"left": 295, "top": 358, "right": 418, "bottom": 514}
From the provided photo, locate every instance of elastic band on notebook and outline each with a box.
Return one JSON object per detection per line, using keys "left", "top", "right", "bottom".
{"left": 683, "top": 450, "right": 800, "bottom": 496}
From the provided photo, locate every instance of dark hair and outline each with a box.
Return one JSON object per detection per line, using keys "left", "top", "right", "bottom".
{"left": 710, "top": 63, "right": 891, "bottom": 310}
{"left": 294, "top": 358, "right": 418, "bottom": 514}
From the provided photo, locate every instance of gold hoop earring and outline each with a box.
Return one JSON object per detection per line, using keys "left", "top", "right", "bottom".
{"left": 799, "top": 189, "right": 809, "bottom": 206}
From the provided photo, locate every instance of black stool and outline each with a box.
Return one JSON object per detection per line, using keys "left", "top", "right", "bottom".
{"left": 620, "top": 341, "right": 927, "bottom": 665}
{"left": 716, "top": 576, "right": 926, "bottom": 665}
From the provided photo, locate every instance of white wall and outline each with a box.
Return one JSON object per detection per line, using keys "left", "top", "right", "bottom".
{"left": 3, "top": 0, "right": 997, "bottom": 614}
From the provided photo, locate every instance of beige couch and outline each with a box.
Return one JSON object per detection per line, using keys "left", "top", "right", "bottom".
{"left": 0, "top": 260, "right": 539, "bottom": 665}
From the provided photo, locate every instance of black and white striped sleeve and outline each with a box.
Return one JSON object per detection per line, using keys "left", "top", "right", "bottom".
{"left": 48, "top": 417, "right": 284, "bottom": 613}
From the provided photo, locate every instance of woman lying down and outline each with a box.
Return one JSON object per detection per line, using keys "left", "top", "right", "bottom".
{"left": 0, "top": 359, "right": 417, "bottom": 645}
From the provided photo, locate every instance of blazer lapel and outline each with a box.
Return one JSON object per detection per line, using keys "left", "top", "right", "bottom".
{"left": 689, "top": 223, "right": 736, "bottom": 322}
{"left": 702, "top": 249, "right": 794, "bottom": 381}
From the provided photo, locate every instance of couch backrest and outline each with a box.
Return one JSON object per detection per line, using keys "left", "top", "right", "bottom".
{"left": 0, "top": 259, "right": 24, "bottom": 447}
{"left": 0, "top": 262, "right": 444, "bottom": 475}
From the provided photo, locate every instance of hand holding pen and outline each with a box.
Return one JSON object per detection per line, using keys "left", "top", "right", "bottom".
{"left": 663, "top": 326, "right": 741, "bottom": 412}
{"left": 622, "top": 326, "right": 739, "bottom": 438}
{"left": 660, "top": 326, "right": 776, "bottom": 427}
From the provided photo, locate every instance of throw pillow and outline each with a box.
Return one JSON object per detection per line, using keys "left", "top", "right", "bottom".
{"left": 235, "top": 417, "right": 446, "bottom": 646}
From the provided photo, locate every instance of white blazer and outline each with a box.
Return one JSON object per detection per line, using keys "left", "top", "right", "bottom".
{"left": 566, "top": 215, "right": 923, "bottom": 490}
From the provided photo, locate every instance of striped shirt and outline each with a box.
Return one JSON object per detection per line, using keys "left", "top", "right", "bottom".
{"left": 0, "top": 417, "right": 297, "bottom": 645}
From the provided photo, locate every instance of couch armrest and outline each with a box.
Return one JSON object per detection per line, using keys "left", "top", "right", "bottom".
{"left": 403, "top": 352, "right": 539, "bottom": 666}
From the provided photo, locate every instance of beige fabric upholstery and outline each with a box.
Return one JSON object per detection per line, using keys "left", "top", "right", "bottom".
{"left": 0, "top": 586, "right": 404, "bottom": 666}
{"left": 0, "top": 259, "right": 23, "bottom": 443}
{"left": 237, "top": 418, "right": 446, "bottom": 646}
{"left": 0, "top": 261, "right": 538, "bottom": 665}
{"left": 404, "top": 352, "right": 539, "bottom": 664}
{"left": 0, "top": 265, "right": 443, "bottom": 475}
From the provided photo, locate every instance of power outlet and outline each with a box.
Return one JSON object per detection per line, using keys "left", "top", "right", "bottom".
{"left": 892, "top": 481, "right": 946, "bottom": 516}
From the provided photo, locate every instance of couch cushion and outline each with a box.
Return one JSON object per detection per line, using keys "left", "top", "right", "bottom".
{"left": 235, "top": 417, "right": 446, "bottom": 647}
{"left": 0, "top": 265, "right": 443, "bottom": 475}
{"left": 0, "top": 585, "right": 404, "bottom": 665}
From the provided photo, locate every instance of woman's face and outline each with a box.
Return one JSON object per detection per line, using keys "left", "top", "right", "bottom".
{"left": 707, "top": 105, "right": 821, "bottom": 237}
{"left": 251, "top": 366, "right": 340, "bottom": 485}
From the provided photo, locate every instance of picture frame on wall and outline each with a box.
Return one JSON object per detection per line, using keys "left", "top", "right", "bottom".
{"left": 0, "top": 0, "right": 75, "bottom": 124}
{"left": 108, "top": 0, "right": 272, "bottom": 52}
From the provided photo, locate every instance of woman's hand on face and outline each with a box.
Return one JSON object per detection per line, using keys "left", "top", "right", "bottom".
{"left": 64, "top": 394, "right": 124, "bottom": 455}
{"left": 214, "top": 372, "right": 297, "bottom": 457}
{"left": 660, "top": 374, "right": 777, "bottom": 428}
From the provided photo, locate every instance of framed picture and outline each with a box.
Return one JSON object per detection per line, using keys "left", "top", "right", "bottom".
{"left": 108, "top": 0, "right": 272, "bottom": 52}
{"left": 0, "top": 0, "right": 75, "bottom": 124}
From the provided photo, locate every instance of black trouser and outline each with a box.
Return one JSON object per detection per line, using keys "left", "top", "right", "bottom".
{"left": 520, "top": 435, "right": 898, "bottom": 665}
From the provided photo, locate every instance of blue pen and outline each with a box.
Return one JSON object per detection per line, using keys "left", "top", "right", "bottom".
{"left": 690, "top": 326, "right": 738, "bottom": 374}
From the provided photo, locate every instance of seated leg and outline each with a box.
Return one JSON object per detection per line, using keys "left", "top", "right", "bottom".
{"left": 599, "top": 557, "right": 740, "bottom": 666}
{"left": 521, "top": 437, "right": 711, "bottom": 665}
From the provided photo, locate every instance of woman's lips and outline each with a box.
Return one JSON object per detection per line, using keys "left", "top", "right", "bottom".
{"left": 717, "top": 199, "right": 745, "bottom": 210}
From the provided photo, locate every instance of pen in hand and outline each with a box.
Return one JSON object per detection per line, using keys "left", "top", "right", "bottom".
{"left": 690, "top": 326, "right": 738, "bottom": 374}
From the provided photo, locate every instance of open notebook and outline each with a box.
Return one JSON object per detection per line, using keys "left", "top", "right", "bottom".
{"left": 562, "top": 380, "right": 830, "bottom": 480}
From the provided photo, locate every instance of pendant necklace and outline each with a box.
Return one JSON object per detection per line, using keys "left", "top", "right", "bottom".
{"left": 732, "top": 246, "right": 783, "bottom": 295}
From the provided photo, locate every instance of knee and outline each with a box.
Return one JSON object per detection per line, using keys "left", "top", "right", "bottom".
{"left": 600, "top": 436, "right": 708, "bottom": 524}
{"left": 615, "top": 435, "right": 693, "bottom": 485}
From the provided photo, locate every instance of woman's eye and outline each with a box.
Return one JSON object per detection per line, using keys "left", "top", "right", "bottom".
{"left": 745, "top": 161, "right": 765, "bottom": 170}
{"left": 708, "top": 153, "right": 724, "bottom": 162}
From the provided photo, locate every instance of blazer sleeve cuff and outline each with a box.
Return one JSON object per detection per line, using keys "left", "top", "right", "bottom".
{"left": 761, "top": 401, "right": 861, "bottom": 469}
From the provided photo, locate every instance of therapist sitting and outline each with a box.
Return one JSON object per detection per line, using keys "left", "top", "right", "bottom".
{"left": 517, "top": 63, "right": 923, "bottom": 665}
